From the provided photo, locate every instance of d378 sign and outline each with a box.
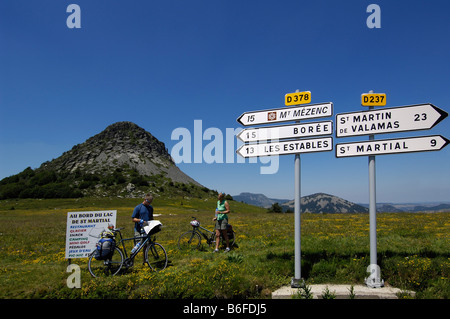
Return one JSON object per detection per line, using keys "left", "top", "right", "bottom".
{"left": 285, "top": 91, "right": 311, "bottom": 106}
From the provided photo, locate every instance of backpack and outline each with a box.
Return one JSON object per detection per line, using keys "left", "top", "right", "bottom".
{"left": 94, "top": 237, "right": 116, "bottom": 260}
{"left": 226, "top": 224, "right": 234, "bottom": 239}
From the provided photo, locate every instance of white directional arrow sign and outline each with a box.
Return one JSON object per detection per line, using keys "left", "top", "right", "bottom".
{"left": 336, "top": 104, "right": 448, "bottom": 137}
{"left": 336, "top": 135, "right": 449, "bottom": 158}
{"left": 237, "top": 102, "right": 333, "bottom": 126}
{"left": 236, "top": 121, "right": 333, "bottom": 143}
{"left": 236, "top": 137, "right": 333, "bottom": 158}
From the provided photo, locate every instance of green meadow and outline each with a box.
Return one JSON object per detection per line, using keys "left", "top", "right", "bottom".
{"left": 0, "top": 196, "right": 448, "bottom": 299}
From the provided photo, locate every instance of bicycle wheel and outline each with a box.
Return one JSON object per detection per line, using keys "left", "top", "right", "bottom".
{"left": 88, "top": 247, "right": 124, "bottom": 278}
{"left": 177, "top": 231, "right": 201, "bottom": 250}
{"left": 145, "top": 243, "right": 168, "bottom": 271}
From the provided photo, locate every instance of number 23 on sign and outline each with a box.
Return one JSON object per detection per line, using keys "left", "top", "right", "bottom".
{"left": 285, "top": 91, "right": 311, "bottom": 106}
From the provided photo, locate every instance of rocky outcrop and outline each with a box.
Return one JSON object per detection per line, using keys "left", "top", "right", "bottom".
{"left": 38, "top": 121, "right": 201, "bottom": 186}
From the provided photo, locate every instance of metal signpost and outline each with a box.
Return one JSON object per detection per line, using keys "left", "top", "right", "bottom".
{"left": 237, "top": 102, "right": 333, "bottom": 126}
{"left": 336, "top": 91, "right": 449, "bottom": 288}
{"left": 237, "top": 121, "right": 333, "bottom": 143}
{"left": 285, "top": 91, "right": 311, "bottom": 106}
{"left": 236, "top": 137, "right": 333, "bottom": 158}
{"left": 237, "top": 89, "right": 448, "bottom": 289}
{"left": 336, "top": 135, "right": 449, "bottom": 157}
{"left": 361, "top": 92, "right": 386, "bottom": 107}
{"left": 336, "top": 103, "right": 448, "bottom": 138}
{"left": 236, "top": 91, "right": 334, "bottom": 288}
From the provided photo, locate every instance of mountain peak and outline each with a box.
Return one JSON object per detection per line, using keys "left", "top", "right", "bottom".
{"left": 39, "top": 121, "right": 200, "bottom": 186}
{"left": 0, "top": 121, "right": 208, "bottom": 199}
{"left": 91, "top": 121, "right": 152, "bottom": 140}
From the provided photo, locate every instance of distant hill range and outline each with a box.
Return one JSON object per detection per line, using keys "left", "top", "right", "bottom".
{"left": 233, "top": 192, "right": 368, "bottom": 213}
{"left": 233, "top": 192, "right": 450, "bottom": 213}
{"left": 0, "top": 121, "right": 208, "bottom": 199}
{"left": 233, "top": 192, "right": 291, "bottom": 208}
{"left": 360, "top": 203, "right": 450, "bottom": 213}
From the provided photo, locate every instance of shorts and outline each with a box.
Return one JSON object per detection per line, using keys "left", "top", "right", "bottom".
{"left": 215, "top": 218, "right": 228, "bottom": 230}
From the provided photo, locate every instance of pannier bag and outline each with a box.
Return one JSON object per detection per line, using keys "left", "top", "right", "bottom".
{"left": 143, "top": 220, "right": 163, "bottom": 236}
{"left": 226, "top": 224, "right": 234, "bottom": 239}
{"left": 94, "top": 237, "right": 116, "bottom": 260}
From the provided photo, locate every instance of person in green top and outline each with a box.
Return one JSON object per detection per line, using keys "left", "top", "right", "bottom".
{"left": 213, "top": 192, "right": 231, "bottom": 252}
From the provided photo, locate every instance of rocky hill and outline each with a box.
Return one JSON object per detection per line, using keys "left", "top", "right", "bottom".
{"left": 0, "top": 122, "right": 207, "bottom": 199}
{"left": 40, "top": 121, "right": 199, "bottom": 186}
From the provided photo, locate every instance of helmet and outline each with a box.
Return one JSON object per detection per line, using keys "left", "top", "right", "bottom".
{"left": 101, "top": 229, "right": 114, "bottom": 238}
{"left": 190, "top": 220, "right": 200, "bottom": 227}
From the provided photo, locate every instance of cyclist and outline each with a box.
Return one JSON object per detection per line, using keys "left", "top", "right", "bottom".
{"left": 213, "top": 192, "right": 230, "bottom": 252}
{"left": 132, "top": 193, "right": 154, "bottom": 241}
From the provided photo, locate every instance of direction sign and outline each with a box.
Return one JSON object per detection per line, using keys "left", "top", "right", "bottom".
{"left": 336, "top": 135, "right": 449, "bottom": 158}
{"left": 361, "top": 93, "right": 386, "bottom": 106}
{"left": 236, "top": 137, "right": 333, "bottom": 158}
{"left": 237, "top": 102, "right": 333, "bottom": 126}
{"left": 236, "top": 121, "right": 333, "bottom": 143}
{"left": 285, "top": 91, "right": 311, "bottom": 106}
{"left": 336, "top": 104, "right": 448, "bottom": 137}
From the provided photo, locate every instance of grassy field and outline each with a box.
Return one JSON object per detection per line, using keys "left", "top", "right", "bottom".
{"left": 0, "top": 196, "right": 448, "bottom": 299}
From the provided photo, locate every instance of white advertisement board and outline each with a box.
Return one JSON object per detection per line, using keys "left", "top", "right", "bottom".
{"left": 65, "top": 210, "right": 117, "bottom": 259}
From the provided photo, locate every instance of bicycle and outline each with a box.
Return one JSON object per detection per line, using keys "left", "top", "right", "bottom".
{"left": 177, "top": 216, "right": 235, "bottom": 251}
{"left": 88, "top": 221, "right": 168, "bottom": 277}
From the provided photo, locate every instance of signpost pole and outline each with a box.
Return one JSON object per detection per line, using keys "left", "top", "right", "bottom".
{"left": 235, "top": 90, "right": 335, "bottom": 289}
{"left": 291, "top": 152, "right": 302, "bottom": 287}
{"left": 335, "top": 91, "right": 448, "bottom": 287}
{"left": 291, "top": 89, "right": 303, "bottom": 288}
{"left": 366, "top": 92, "right": 384, "bottom": 288}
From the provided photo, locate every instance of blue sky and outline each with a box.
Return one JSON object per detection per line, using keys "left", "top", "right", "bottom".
{"left": 1, "top": 0, "right": 449, "bottom": 203}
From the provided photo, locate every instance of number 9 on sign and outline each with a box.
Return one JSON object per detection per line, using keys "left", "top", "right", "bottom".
{"left": 431, "top": 139, "right": 437, "bottom": 147}
{"left": 285, "top": 91, "right": 311, "bottom": 106}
